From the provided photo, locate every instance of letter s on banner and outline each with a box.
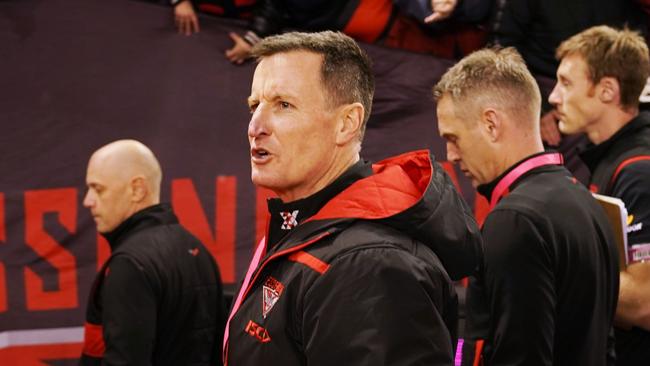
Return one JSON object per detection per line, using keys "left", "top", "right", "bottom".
{"left": 24, "top": 188, "right": 78, "bottom": 310}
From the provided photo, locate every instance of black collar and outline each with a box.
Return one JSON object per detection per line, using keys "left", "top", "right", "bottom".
{"left": 101, "top": 203, "right": 175, "bottom": 250}
{"left": 477, "top": 151, "right": 560, "bottom": 201}
{"left": 580, "top": 111, "right": 650, "bottom": 172}
{"left": 266, "top": 160, "right": 372, "bottom": 248}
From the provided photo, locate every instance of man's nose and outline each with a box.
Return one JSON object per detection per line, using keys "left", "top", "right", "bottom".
{"left": 446, "top": 143, "right": 460, "bottom": 163}
{"left": 248, "top": 105, "right": 270, "bottom": 139}
{"left": 548, "top": 83, "right": 562, "bottom": 106}
{"left": 83, "top": 190, "right": 94, "bottom": 208}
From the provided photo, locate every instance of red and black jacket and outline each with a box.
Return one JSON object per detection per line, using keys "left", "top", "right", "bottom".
{"left": 580, "top": 112, "right": 650, "bottom": 366}
{"left": 79, "top": 204, "right": 226, "bottom": 366}
{"left": 224, "top": 150, "right": 481, "bottom": 366}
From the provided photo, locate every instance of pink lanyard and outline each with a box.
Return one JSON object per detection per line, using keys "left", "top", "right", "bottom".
{"left": 222, "top": 237, "right": 267, "bottom": 361}
{"left": 489, "top": 153, "right": 564, "bottom": 209}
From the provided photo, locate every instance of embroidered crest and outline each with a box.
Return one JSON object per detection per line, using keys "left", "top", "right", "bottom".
{"left": 262, "top": 276, "right": 285, "bottom": 318}
{"left": 280, "top": 210, "right": 299, "bottom": 230}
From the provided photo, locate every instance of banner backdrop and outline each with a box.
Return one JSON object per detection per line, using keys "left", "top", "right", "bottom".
{"left": 0, "top": 0, "right": 486, "bottom": 363}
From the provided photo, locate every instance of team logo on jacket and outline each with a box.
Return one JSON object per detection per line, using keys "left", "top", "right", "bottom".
{"left": 262, "top": 276, "right": 285, "bottom": 318}
{"left": 627, "top": 214, "right": 644, "bottom": 233}
{"left": 280, "top": 210, "right": 299, "bottom": 230}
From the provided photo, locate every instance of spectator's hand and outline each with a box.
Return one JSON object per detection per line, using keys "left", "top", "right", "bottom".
{"left": 425, "top": 0, "right": 458, "bottom": 23}
{"left": 175, "top": 0, "right": 200, "bottom": 36}
{"left": 225, "top": 32, "right": 252, "bottom": 65}
{"left": 540, "top": 109, "right": 562, "bottom": 146}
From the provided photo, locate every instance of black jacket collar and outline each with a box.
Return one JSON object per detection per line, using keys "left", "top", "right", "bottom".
{"left": 101, "top": 203, "right": 177, "bottom": 250}
{"left": 477, "top": 151, "right": 559, "bottom": 200}
{"left": 266, "top": 160, "right": 372, "bottom": 248}
{"left": 580, "top": 111, "right": 650, "bottom": 172}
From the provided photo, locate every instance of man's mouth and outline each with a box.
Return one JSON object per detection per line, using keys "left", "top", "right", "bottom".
{"left": 251, "top": 147, "right": 271, "bottom": 163}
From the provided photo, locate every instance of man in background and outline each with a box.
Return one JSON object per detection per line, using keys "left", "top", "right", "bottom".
{"left": 435, "top": 47, "right": 619, "bottom": 365}
{"left": 549, "top": 25, "right": 650, "bottom": 365}
{"left": 79, "top": 139, "right": 225, "bottom": 366}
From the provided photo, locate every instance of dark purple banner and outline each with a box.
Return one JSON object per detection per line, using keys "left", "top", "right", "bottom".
{"left": 0, "top": 0, "right": 485, "bottom": 363}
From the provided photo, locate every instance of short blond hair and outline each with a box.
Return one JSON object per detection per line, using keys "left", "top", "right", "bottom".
{"left": 557, "top": 25, "right": 649, "bottom": 109}
{"left": 433, "top": 47, "right": 541, "bottom": 125}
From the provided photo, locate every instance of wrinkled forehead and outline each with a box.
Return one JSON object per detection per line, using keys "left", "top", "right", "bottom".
{"left": 252, "top": 51, "right": 325, "bottom": 96}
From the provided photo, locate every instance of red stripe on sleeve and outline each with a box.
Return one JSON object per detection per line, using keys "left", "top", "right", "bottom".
{"left": 288, "top": 251, "right": 330, "bottom": 275}
{"left": 473, "top": 339, "right": 484, "bottom": 366}
{"left": 82, "top": 322, "right": 105, "bottom": 358}
{"left": 610, "top": 155, "right": 650, "bottom": 188}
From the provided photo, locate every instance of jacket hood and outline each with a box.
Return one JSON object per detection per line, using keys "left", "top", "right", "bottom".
{"left": 308, "top": 149, "right": 481, "bottom": 280}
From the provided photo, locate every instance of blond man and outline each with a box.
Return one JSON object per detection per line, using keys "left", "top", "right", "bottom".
{"left": 549, "top": 25, "right": 650, "bottom": 365}
{"left": 435, "top": 48, "right": 619, "bottom": 365}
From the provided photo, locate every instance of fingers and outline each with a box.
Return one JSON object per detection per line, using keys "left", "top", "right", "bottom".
{"left": 176, "top": 16, "right": 199, "bottom": 36}
{"left": 424, "top": 13, "right": 441, "bottom": 23}
{"left": 426, "top": 0, "right": 457, "bottom": 23}
{"left": 191, "top": 16, "right": 200, "bottom": 34}
{"left": 225, "top": 32, "right": 251, "bottom": 64}
{"left": 540, "top": 110, "right": 562, "bottom": 146}
{"left": 229, "top": 32, "right": 243, "bottom": 43}
{"left": 174, "top": 1, "right": 199, "bottom": 36}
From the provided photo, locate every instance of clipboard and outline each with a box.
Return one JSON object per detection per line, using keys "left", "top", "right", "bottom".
{"left": 593, "top": 193, "right": 629, "bottom": 269}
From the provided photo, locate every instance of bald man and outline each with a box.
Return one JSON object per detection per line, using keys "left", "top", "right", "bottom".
{"left": 79, "top": 140, "right": 226, "bottom": 366}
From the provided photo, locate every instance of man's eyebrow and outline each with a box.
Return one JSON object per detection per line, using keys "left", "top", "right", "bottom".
{"left": 440, "top": 131, "right": 453, "bottom": 139}
{"left": 247, "top": 92, "right": 299, "bottom": 106}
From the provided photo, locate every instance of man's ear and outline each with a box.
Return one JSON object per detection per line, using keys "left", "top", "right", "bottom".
{"left": 335, "top": 102, "right": 364, "bottom": 145}
{"left": 598, "top": 77, "right": 620, "bottom": 104}
{"left": 130, "top": 176, "right": 148, "bottom": 203}
{"left": 482, "top": 108, "right": 501, "bottom": 142}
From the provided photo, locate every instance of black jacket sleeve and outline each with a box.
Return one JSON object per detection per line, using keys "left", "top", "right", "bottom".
{"left": 249, "top": 0, "right": 287, "bottom": 38}
{"left": 301, "top": 246, "right": 456, "bottom": 365}
{"left": 490, "top": 0, "right": 530, "bottom": 49}
{"left": 612, "top": 160, "right": 650, "bottom": 246}
{"left": 480, "top": 209, "right": 555, "bottom": 366}
{"left": 101, "top": 256, "right": 158, "bottom": 366}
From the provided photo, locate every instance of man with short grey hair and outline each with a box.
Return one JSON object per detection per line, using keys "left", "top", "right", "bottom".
{"left": 224, "top": 31, "right": 481, "bottom": 366}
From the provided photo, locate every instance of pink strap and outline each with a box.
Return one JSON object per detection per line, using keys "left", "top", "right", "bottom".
{"left": 222, "top": 237, "right": 267, "bottom": 360}
{"left": 490, "top": 153, "right": 563, "bottom": 209}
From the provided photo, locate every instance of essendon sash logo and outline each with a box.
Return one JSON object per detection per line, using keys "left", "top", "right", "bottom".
{"left": 262, "top": 276, "right": 284, "bottom": 318}
{"left": 280, "top": 210, "right": 299, "bottom": 230}
{"left": 245, "top": 320, "right": 271, "bottom": 343}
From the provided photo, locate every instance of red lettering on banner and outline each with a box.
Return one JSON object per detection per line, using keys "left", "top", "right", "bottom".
{"left": 0, "top": 343, "right": 83, "bottom": 365}
{"left": 255, "top": 187, "right": 275, "bottom": 246}
{"left": 0, "top": 193, "right": 7, "bottom": 312}
{"left": 23, "top": 188, "right": 78, "bottom": 310}
{"left": 171, "top": 177, "right": 236, "bottom": 283}
{"left": 96, "top": 233, "right": 110, "bottom": 271}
